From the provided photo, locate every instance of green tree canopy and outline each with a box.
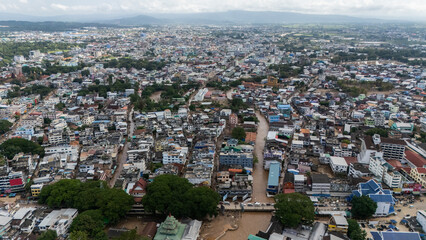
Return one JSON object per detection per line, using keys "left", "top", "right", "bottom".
{"left": 70, "top": 210, "right": 105, "bottom": 239}
{"left": 365, "top": 128, "right": 389, "bottom": 137}
{"left": 39, "top": 179, "right": 133, "bottom": 224}
{"left": 351, "top": 196, "right": 377, "bottom": 219}
{"left": 38, "top": 230, "right": 57, "bottom": 240}
{"left": 0, "top": 138, "right": 44, "bottom": 159}
{"left": 0, "top": 120, "right": 12, "bottom": 134}
{"left": 347, "top": 219, "right": 367, "bottom": 240}
{"left": 142, "top": 175, "right": 220, "bottom": 219}
{"left": 112, "top": 229, "right": 150, "bottom": 240}
{"left": 231, "top": 127, "right": 246, "bottom": 141}
{"left": 274, "top": 193, "right": 315, "bottom": 228}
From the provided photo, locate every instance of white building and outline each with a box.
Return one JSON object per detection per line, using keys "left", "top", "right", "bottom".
{"left": 329, "top": 156, "right": 348, "bottom": 173}
{"left": 39, "top": 208, "right": 78, "bottom": 236}
{"left": 417, "top": 210, "right": 426, "bottom": 233}
{"left": 357, "top": 134, "right": 383, "bottom": 164}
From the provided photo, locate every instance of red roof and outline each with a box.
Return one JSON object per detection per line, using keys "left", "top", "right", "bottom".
{"left": 417, "top": 168, "right": 426, "bottom": 174}
{"left": 402, "top": 167, "right": 412, "bottom": 174}
{"left": 344, "top": 157, "right": 358, "bottom": 165}
{"left": 9, "top": 178, "right": 23, "bottom": 186}
{"left": 387, "top": 160, "right": 403, "bottom": 170}
{"left": 405, "top": 150, "right": 426, "bottom": 168}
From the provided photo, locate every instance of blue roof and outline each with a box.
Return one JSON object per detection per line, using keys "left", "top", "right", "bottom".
{"left": 267, "top": 162, "right": 280, "bottom": 187}
{"left": 369, "top": 194, "right": 394, "bottom": 203}
{"left": 371, "top": 231, "right": 421, "bottom": 240}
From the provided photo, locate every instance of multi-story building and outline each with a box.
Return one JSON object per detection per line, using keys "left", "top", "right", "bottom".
{"left": 417, "top": 210, "right": 426, "bottom": 233}
{"left": 357, "top": 134, "right": 383, "bottom": 164}
{"left": 329, "top": 156, "right": 348, "bottom": 173}
{"left": 38, "top": 208, "right": 78, "bottom": 236}
{"left": 31, "top": 184, "right": 43, "bottom": 197}
{"left": 219, "top": 152, "right": 253, "bottom": 168}
{"left": 311, "top": 174, "right": 330, "bottom": 195}
{"left": 348, "top": 163, "right": 370, "bottom": 178}
{"left": 409, "top": 167, "right": 426, "bottom": 187}
{"left": 380, "top": 137, "right": 406, "bottom": 161}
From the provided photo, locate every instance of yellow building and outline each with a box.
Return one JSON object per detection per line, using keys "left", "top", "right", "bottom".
{"left": 409, "top": 167, "right": 426, "bottom": 188}
{"left": 328, "top": 215, "right": 348, "bottom": 233}
{"left": 31, "top": 184, "right": 43, "bottom": 197}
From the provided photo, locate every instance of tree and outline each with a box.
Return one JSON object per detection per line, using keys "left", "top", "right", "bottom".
{"left": 38, "top": 230, "right": 57, "bottom": 240}
{"left": 365, "top": 128, "right": 388, "bottom": 137}
{"left": 55, "top": 102, "right": 66, "bottom": 111}
{"left": 69, "top": 231, "right": 89, "bottom": 240}
{"left": 39, "top": 179, "right": 133, "bottom": 225}
{"left": 231, "top": 127, "right": 246, "bottom": 141}
{"left": 0, "top": 138, "right": 44, "bottom": 159}
{"left": 0, "top": 120, "right": 12, "bottom": 134}
{"left": 274, "top": 193, "right": 315, "bottom": 228}
{"left": 184, "top": 187, "right": 220, "bottom": 219}
{"left": 347, "top": 219, "right": 367, "bottom": 240}
{"left": 351, "top": 196, "right": 377, "bottom": 219}
{"left": 43, "top": 118, "right": 52, "bottom": 125}
{"left": 112, "top": 229, "right": 150, "bottom": 240}
{"left": 70, "top": 210, "right": 105, "bottom": 239}
{"left": 142, "top": 175, "right": 220, "bottom": 219}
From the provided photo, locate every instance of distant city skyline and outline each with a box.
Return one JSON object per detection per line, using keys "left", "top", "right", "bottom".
{"left": 0, "top": 0, "right": 425, "bottom": 21}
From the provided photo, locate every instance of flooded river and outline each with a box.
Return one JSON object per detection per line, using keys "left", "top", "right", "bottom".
{"left": 219, "top": 111, "right": 273, "bottom": 240}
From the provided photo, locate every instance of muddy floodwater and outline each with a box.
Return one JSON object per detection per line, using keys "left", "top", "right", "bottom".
{"left": 202, "top": 111, "right": 274, "bottom": 240}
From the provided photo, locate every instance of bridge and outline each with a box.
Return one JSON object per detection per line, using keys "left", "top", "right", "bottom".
{"left": 220, "top": 203, "right": 275, "bottom": 212}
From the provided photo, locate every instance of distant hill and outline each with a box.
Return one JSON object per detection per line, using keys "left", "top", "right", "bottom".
{"left": 103, "top": 15, "right": 165, "bottom": 25}
{"left": 0, "top": 21, "right": 117, "bottom": 32}
{"left": 144, "top": 10, "right": 386, "bottom": 25}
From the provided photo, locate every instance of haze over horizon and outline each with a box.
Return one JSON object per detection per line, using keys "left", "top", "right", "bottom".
{"left": 0, "top": 0, "right": 425, "bottom": 22}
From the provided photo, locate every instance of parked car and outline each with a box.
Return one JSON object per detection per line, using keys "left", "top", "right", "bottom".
{"left": 361, "top": 223, "right": 366, "bottom": 228}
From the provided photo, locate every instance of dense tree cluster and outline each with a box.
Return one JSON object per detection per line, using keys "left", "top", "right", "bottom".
{"left": 0, "top": 41, "right": 85, "bottom": 67}
{"left": 7, "top": 84, "right": 53, "bottom": 99}
{"left": 351, "top": 196, "right": 377, "bottom": 219}
{"left": 130, "top": 81, "right": 200, "bottom": 112}
{"left": 269, "top": 64, "right": 303, "bottom": 78}
{"left": 0, "top": 120, "right": 12, "bottom": 134}
{"left": 0, "top": 138, "right": 44, "bottom": 159}
{"left": 142, "top": 175, "right": 220, "bottom": 219}
{"left": 231, "top": 127, "right": 246, "bottom": 141}
{"left": 365, "top": 128, "right": 389, "bottom": 137}
{"left": 38, "top": 230, "right": 57, "bottom": 240}
{"left": 229, "top": 98, "right": 248, "bottom": 112}
{"left": 274, "top": 193, "right": 315, "bottom": 228}
{"left": 347, "top": 219, "right": 367, "bottom": 240}
{"left": 39, "top": 179, "right": 133, "bottom": 226}
{"left": 78, "top": 79, "right": 135, "bottom": 98}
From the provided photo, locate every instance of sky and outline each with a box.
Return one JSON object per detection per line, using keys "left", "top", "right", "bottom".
{"left": 0, "top": 0, "right": 425, "bottom": 21}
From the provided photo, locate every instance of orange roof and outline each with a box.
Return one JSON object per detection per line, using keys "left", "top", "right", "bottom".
{"left": 245, "top": 132, "right": 257, "bottom": 143}
{"left": 405, "top": 150, "right": 426, "bottom": 168}
{"left": 300, "top": 129, "right": 310, "bottom": 134}
{"left": 228, "top": 169, "right": 243, "bottom": 173}
{"left": 417, "top": 167, "right": 426, "bottom": 174}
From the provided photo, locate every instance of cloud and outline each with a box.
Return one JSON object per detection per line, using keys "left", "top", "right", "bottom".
{"left": 1, "top": 0, "right": 426, "bottom": 21}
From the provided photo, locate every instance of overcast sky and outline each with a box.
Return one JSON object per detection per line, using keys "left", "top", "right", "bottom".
{"left": 1, "top": 0, "right": 425, "bottom": 21}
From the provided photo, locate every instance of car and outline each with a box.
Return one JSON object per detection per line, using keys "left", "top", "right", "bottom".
{"left": 397, "top": 209, "right": 402, "bottom": 212}
{"left": 8, "top": 193, "right": 16, "bottom": 198}
{"left": 247, "top": 203, "right": 253, "bottom": 206}
{"left": 404, "top": 214, "right": 411, "bottom": 219}
{"left": 266, "top": 203, "right": 271, "bottom": 206}
{"left": 361, "top": 223, "right": 366, "bottom": 228}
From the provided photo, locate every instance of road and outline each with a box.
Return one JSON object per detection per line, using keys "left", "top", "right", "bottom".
{"left": 109, "top": 106, "right": 135, "bottom": 187}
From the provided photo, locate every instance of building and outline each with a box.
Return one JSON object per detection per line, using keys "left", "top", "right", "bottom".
{"left": 371, "top": 231, "right": 421, "bottom": 240}
{"left": 294, "top": 174, "right": 305, "bottom": 192}
{"left": 417, "top": 210, "right": 426, "bottom": 233}
{"left": 391, "top": 122, "right": 414, "bottom": 134}
{"left": 39, "top": 208, "right": 78, "bottom": 236}
{"left": 329, "top": 157, "right": 348, "bottom": 174}
{"left": 0, "top": 216, "right": 12, "bottom": 238}
{"left": 266, "top": 162, "right": 280, "bottom": 195}
{"left": 229, "top": 113, "right": 238, "bottom": 126}
{"left": 154, "top": 214, "right": 187, "bottom": 240}
{"left": 357, "top": 134, "right": 383, "bottom": 164}
{"left": 380, "top": 137, "right": 406, "bottom": 161}
{"left": 162, "top": 150, "right": 187, "bottom": 165}
{"left": 311, "top": 174, "right": 330, "bottom": 195}
{"left": 409, "top": 167, "right": 426, "bottom": 187}
{"left": 127, "top": 178, "right": 147, "bottom": 203}
{"left": 351, "top": 180, "right": 395, "bottom": 217}
{"left": 31, "top": 184, "right": 43, "bottom": 197}
{"left": 348, "top": 163, "right": 370, "bottom": 178}
{"left": 328, "top": 214, "right": 348, "bottom": 233}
